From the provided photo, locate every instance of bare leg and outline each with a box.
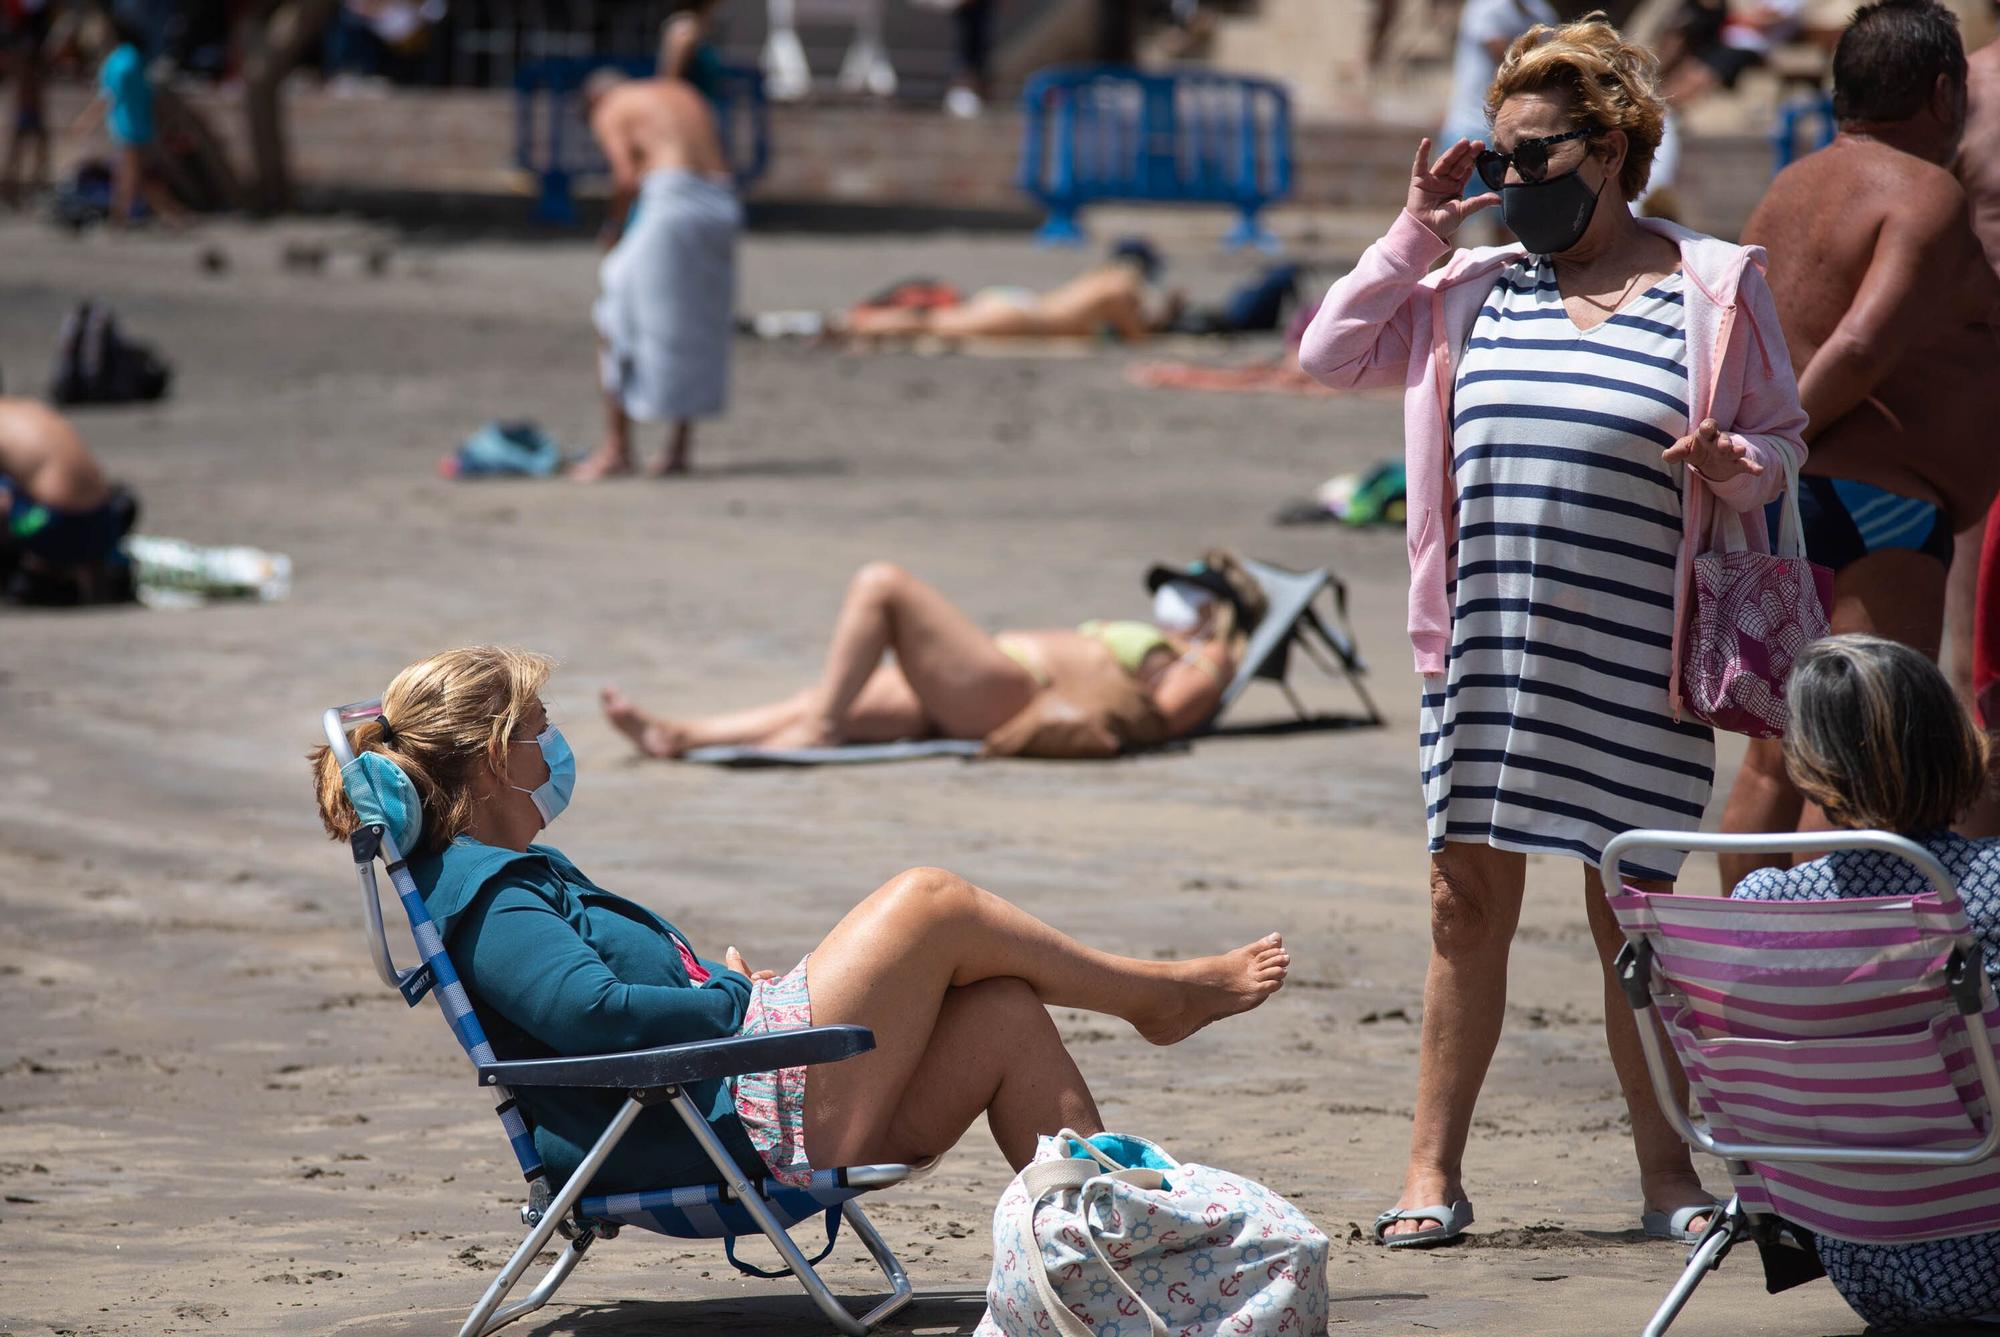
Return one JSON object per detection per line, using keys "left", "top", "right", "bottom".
{"left": 1717, "top": 737, "right": 1799, "bottom": 890}
{"left": 1584, "top": 865, "right": 1709, "bottom": 1234}
{"left": 646, "top": 420, "right": 692, "bottom": 477}
{"left": 602, "top": 685, "right": 809, "bottom": 758}
{"left": 800, "top": 867, "right": 1288, "bottom": 1168}
{"left": 1946, "top": 519, "right": 1985, "bottom": 712}
{"left": 770, "top": 562, "right": 1038, "bottom": 747}
{"left": 603, "top": 663, "right": 932, "bottom": 759}
{"left": 1384, "top": 841, "right": 1523, "bottom": 1237}
{"left": 573, "top": 349, "right": 635, "bottom": 480}
{"left": 110, "top": 144, "right": 139, "bottom": 229}
{"left": 856, "top": 977, "right": 1104, "bottom": 1169}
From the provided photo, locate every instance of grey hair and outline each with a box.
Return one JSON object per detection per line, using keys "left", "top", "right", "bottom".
{"left": 1782, "top": 634, "right": 1990, "bottom": 834}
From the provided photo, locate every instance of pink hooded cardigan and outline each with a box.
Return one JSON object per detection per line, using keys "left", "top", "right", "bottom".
{"left": 1297, "top": 210, "right": 1809, "bottom": 713}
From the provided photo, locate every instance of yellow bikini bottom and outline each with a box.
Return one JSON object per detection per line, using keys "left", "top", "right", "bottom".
{"left": 994, "top": 636, "right": 1052, "bottom": 688}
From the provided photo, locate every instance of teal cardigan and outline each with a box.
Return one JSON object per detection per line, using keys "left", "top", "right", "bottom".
{"left": 412, "top": 836, "right": 763, "bottom": 1194}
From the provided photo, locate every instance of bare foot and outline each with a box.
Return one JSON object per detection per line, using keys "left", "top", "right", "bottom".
{"left": 645, "top": 453, "right": 690, "bottom": 478}
{"left": 1382, "top": 1168, "right": 1469, "bottom": 1240}
{"left": 570, "top": 446, "right": 634, "bottom": 481}
{"left": 600, "top": 685, "right": 687, "bottom": 759}
{"left": 1136, "top": 933, "right": 1289, "bottom": 1045}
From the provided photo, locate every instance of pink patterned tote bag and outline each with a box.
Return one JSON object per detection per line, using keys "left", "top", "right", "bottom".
{"left": 1681, "top": 459, "right": 1832, "bottom": 738}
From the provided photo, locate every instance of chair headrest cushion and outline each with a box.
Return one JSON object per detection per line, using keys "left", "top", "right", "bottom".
{"left": 340, "top": 751, "right": 424, "bottom": 854}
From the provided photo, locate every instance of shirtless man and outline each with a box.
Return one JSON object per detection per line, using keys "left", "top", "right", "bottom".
{"left": 841, "top": 240, "right": 1183, "bottom": 342}
{"left": 1720, "top": 0, "right": 2000, "bottom": 884}
{"left": 0, "top": 397, "right": 134, "bottom": 600}
{"left": 572, "top": 72, "right": 739, "bottom": 480}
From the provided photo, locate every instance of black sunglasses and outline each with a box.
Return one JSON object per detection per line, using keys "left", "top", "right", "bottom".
{"left": 1476, "top": 126, "right": 1597, "bottom": 190}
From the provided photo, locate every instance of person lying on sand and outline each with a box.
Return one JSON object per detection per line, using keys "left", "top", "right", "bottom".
{"left": 839, "top": 238, "right": 1184, "bottom": 343}
{"left": 311, "top": 645, "right": 1290, "bottom": 1193}
{"left": 602, "top": 553, "right": 1266, "bottom": 757}
{"left": 0, "top": 396, "right": 134, "bottom": 601}
{"left": 573, "top": 70, "right": 739, "bottom": 481}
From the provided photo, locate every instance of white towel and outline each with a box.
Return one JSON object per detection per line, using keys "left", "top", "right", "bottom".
{"left": 594, "top": 169, "right": 741, "bottom": 422}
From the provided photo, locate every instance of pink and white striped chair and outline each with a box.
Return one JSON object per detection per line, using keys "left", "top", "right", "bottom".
{"left": 1600, "top": 830, "right": 2000, "bottom": 1337}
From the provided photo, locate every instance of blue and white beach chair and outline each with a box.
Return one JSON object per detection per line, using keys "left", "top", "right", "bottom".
{"left": 322, "top": 700, "right": 923, "bottom": 1336}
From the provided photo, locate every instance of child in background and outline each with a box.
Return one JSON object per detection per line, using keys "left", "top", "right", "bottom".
{"left": 64, "top": 20, "right": 184, "bottom": 228}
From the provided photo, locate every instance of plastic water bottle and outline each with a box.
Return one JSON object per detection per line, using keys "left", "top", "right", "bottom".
{"left": 123, "top": 536, "right": 293, "bottom": 607}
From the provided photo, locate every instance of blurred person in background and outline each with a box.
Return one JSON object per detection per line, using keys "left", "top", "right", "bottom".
{"left": 657, "top": 0, "right": 728, "bottom": 106}
{"left": 1440, "top": 0, "right": 1558, "bottom": 242}
{"left": 62, "top": 15, "right": 185, "bottom": 227}
{"left": 573, "top": 70, "right": 739, "bottom": 479}
{"left": 2, "top": 0, "right": 52, "bottom": 205}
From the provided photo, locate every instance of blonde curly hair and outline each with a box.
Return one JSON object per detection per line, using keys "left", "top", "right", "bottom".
{"left": 1485, "top": 13, "right": 1667, "bottom": 201}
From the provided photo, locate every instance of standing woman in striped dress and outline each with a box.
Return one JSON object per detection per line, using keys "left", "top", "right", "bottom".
{"left": 1299, "top": 17, "right": 1808, "bottom": 1247}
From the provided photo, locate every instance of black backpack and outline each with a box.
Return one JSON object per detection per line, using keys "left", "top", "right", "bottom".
{"left": 50, "top": 302, "right": 172, "bottom": 405}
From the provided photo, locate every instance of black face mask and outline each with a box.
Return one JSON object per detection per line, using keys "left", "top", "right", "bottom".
{"left": 1500, "top": 164, "right": 1604, "bottom": 256}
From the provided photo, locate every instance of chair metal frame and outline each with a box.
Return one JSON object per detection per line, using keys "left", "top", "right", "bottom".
{"left": 1206, "top": 557, "right": 1383, "bottom": 732}
{"left": 323, "top": 700, "right": 919, "bottom": 1337}
{"left": 1600, "top": 829, "right": 2000, "bottom": 1337}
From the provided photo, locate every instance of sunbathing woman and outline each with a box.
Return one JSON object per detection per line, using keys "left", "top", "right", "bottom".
{"left": 840, "top": 239, "right": 1183, "bottom": 343}
{"left": 600, "top": 554, "right": 1266, "bottom": 758}
{"left": 309, "top": 645, "right": 1290, "bottom": 1192}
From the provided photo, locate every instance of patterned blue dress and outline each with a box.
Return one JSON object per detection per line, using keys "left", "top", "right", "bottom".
{"left": 1734, "top": 832, "right": 2000, "bottom": 1331}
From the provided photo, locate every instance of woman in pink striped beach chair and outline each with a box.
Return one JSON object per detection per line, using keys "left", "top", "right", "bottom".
{"left": 1732, "top": 634, "right": 1999, "bottom": 1330}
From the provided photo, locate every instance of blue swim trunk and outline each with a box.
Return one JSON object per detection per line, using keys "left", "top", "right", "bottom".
{"left": 1772, "top": 476, "right": 1954, "bottom": 575}
{"left": 2, "top": 477, "right": 134, "bottom": 568}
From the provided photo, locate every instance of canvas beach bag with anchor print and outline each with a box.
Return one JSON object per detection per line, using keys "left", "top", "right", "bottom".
{"left": 975, "top": 1130, "right": 1329, "bottom": 1337}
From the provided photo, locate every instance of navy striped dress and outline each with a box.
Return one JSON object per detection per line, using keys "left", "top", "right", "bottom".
{"left": 1419, "top": 258, "right": 1714, "bottom": 882}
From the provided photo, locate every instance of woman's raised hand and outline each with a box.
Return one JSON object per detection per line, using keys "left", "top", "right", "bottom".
{"left": 1663, "top": 419, "right": 1765, "bottom": 483}
{"left": 1406, "top": 137, "right": 1500, "bottom": 242}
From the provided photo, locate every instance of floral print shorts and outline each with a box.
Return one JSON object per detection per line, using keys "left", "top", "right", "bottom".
{"left": 730, "top": 953, "right": 815, "bottom": 1188}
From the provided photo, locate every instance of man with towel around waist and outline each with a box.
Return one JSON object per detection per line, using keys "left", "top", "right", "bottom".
{"left": 573, "top": 70, "right": 739, "bottom": 480}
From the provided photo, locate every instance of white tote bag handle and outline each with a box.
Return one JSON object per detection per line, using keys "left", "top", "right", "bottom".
{"left": 1702, "top": 444, "right": 1807, "bottom": 560}
{"left": 1013, "top": 1151, "right": 1171, "bottom": 1337}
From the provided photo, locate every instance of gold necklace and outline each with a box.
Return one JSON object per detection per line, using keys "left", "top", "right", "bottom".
{"left": 1571, "top": 266, "right": 1651, "bottom": 314}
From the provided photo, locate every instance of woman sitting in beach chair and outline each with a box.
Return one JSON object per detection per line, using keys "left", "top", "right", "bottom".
{"left": 600, "top": 553, "right": 1266, "bottom": 758}
{"left": 1731, "top": 634, "right": 1999, "bottom": 1331}
{"left": 309, "top": 645, "right": 1290, "bottom": 1195}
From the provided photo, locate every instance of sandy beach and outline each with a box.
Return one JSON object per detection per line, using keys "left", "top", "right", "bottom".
{"left": 0, "top": 211, "right": 1905, "bottom": 1336}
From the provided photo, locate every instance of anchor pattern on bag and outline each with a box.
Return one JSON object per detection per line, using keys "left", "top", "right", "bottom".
{"left": 974, "top": 1132, "right": 1330, "bottom": 1337}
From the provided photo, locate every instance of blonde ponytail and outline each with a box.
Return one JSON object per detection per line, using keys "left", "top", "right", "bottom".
{"left": 308, "top": 646, "right": 554, "bottom": 856}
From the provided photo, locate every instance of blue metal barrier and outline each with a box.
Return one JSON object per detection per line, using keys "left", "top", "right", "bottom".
{"left": 1016, "top": 64, "right": 1293, "bottom": 250}
{"left": 514, "top": 56, "right": 771, "bottom": 224}
{"left": 1773, "top": 90, "right": 1835, "bottom": 172}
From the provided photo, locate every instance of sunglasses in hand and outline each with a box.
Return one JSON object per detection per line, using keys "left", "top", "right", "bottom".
{"left": 1475, "top": 126, "right": 1597, "bottom": 191}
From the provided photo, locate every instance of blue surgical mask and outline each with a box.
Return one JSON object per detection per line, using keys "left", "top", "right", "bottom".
{"left": 513, "top": 725, "right": 576, "bottom": 826}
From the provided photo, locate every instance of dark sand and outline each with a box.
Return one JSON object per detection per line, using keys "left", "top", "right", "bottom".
{"left": 0, "top": 214, "right": 1884, "bottom": 1336}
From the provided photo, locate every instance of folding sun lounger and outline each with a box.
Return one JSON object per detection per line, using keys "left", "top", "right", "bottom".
{"left": 681, "top": 557, "right": 1380, "bottom": 766}
{"left": 321, "top": 700, "right": 924, "bottom": 1337}
{"left": 1600, "top": 829, "right": 2000, "bottom": 1337}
